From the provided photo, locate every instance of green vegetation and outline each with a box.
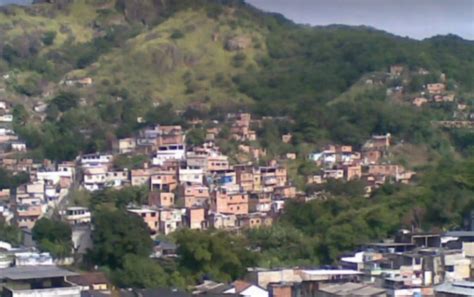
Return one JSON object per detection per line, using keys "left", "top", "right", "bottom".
{"left": 0, "top": 168, "right": 29, "bottom": 190}
{"left": 0, "top": 219, "right": 22, "bottom": 246}
{"left": 250, "top": 157, "right": 474, "bottom": 266}
{"left": 32, "top": 218, "right": 72, "bottom": 258}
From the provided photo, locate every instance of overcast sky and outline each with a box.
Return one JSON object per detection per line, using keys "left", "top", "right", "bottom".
{"left": 246, "top": 0, "right": 474, "bottom": 40}
{"left": 1, "top": 0, "right": 473, "bottom": 40}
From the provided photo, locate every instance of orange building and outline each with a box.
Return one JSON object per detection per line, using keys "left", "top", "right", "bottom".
{"left": 148, "top": 191, "right": 175, "bottom": 207}
{"left": 186, "top": 207, "right": 207, "bottom": 230}
{"left": 127, "top": 207, "right": 159, "bottom": 233}
{"left": 211, "top": 189, "right": 249, "bottom": 215}
{"left": 182, "top": 185, "right": 210, "bottom": 208}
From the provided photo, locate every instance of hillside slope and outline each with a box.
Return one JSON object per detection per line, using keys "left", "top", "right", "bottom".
{"left": 0, "top": 0, "right": 472, "bottom": 161}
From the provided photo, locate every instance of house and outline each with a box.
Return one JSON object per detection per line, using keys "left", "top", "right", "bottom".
{"left": 0, "top": 101, "right": 8, "bottom": 110}
{"left": 150, "top": 171, "right": 177, "bottom": 192}
{"left": 363, "top": 134, "right": 391, "bottom": 151}
{"left": 343, "top": 164, "right": 362, "bottom": 180}
{"left": 235, "top": 164, "right": 261, "bottom": 192}
{"left": 81, "top": 154, "right": 113, "bottom": 169}
{"left": 187, "top": 150, "right": 229, "bottom": 173}
{"left": 427, "top": 83, "right": 446, "bottom": 95}
{"left": 413, "top": 97, "right": 428, "bottom": 107}
{"left": 225, "top": 280, "right": 269, "bottom": 297}
{"left": 185, "top": 207, "right": 207, "bottom": 230}
{"left": 152, "top": 240, "right": 178, "bottom": 258}
{"left": 211, "top": 189, "right": 249, "bottom": 215}
{"left": 64, "top": 206, "right": 91, "bottom": 225}
{"left": 260, "top": 166, "right": 287, "bottom": 188}
{"left": 0, "top": 114, "right": 13, "bottom": 122}
{"left": 159, "top": 208, "right": 184, "bottom": 235}
{"left": 178, "top": 166, "right": 204, "bottom": 185}
{"left": 317, "top": 282, "right": 387, "bottom": 296}
{"left": 249, "top": 192, "right": 272, "bottom": 212}
{"left": 323, "top": 169, "right": 344, "bottom": 180}
{"left": 127, "top": 207, "right": 159, "bottom": 234}
{"left": 152, "top": 144, "right": 185, "bottom": 166}
{"left": 390, "top": 65, "right": 404, "bottom": 76}
{"left": 67, "top": 272, "right": 110, "bottom": 292}
{"left": 116, "top": 138, "right": 136, "bottom": 154}
{"left": 182, "top": 184, "right": 210, "bottom": 208}
{"left": 434, "top": 281, "right": 474, "bottom": 296}
{"left": 207, "top": 212, "right": 237, "bottom": 230}
{"left": 273, "top": 186, "right": 297, "bottom": 199}
{"left": 282, "top": 133, "right": 292, "bottom": 144}
{"left": 362, "top": 150, "right": 382, "bottom": 165}
{"left": 105, "top": 170, "right": 129, "bottom": 188}
{"left": 15, "top": 204, "right": 43, "bottom": 229}
{"left": 0, "top": 266, "right": 80, "bottom": 297}
{"left": 148, "top": 191, "right": 175, "bottom": 208}
{"left": 10, "top": 142, "right": 26, "bottom": 152}
{"left": 237, "top": 213, "right": 273, "bottom": 229}
{"left": 130, "top": 166, "right": 160, "bottom": 186}
{"left": 83, "top": 167, "right": 107, "bottom": 191}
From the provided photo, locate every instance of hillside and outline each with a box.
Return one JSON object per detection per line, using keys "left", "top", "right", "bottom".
{"left": 0, "top": 0, "right": 472, "bottom": 161}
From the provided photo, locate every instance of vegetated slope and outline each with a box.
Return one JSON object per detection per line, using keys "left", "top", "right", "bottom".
{"left": 84, "top": 8, "right": 267, "bottom": 107}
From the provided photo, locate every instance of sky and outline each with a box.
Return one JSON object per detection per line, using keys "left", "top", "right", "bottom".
{"left": 1, "top": 0, "right": 473, "bottom": 40}
{"left": 246, "top": 0, "right": 474, "bottom": 40}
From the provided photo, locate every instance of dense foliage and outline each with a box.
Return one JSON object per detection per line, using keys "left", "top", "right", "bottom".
{"left": 87, "top": 209, "right": 153, "bottom": 269}
{"left": 248, "top": 157, "right": 474, "bottom": 266}
{"left": 32, "top": 218, "right": 72, "bottom": 258}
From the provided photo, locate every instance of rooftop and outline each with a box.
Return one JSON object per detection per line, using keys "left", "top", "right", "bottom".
{"left": 0, "top": 266, "right": 78, "bottom": 280}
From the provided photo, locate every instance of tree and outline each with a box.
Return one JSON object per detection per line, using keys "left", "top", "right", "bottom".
{"left": 51, "top": 91, "right": 79, "bottom": 112}
{"left": 32, "top": 218, "right": 72, "bottom": 258}
{"left": 186, "top": 128, "right": 206, "bottom": 147}
{"left": 175, "top": 230, "right": 257, "bottom": 282}
{"left": 113, "top": 254, "right": 168, "bottom": 288}
{"left": 42, "top": 31, "right": 56, "bottom": 46}
{"left": 88, "top": 209, "right": 153, "bottom": 269}
{"left": 0, "top": 218, "right": 22, "bottom": 246}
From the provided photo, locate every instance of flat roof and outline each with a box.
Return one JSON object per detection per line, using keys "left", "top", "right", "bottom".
{"left": 444, "top": 231, "right": 474, "bottom": 237}
{"left": 0, "top": 266, "right": 78, "bottom": 280}
{"left": 302, "top": 269, "right": 361, "bottom": 276}
{"left": 367, "top": 242, "right": 415, "bottom": 247}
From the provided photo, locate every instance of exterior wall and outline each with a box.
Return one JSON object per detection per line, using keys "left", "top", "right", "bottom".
{"left": 368, "top": 165, "right": 401, "bottom": 177}
{"left": 211, "top": 191, "right": 249, "bottom": 215}
{"left": 183, "top": 185, "right": 210, "bottom": 208}
{"left": 128, "top": 209, "right": 159, "bottom": 233}
{"left": 188, "top": 208, "right": 206, "bottom": 230}
{"left": 7, "top": 286, "right": 81, "bottom": 297}
{"left": 148, "top": 192, "right": 175, "bottom": 207}
{"left": 118, "top": 138, "right": 136, "bottom": 153}
{"left": 269, "top": 285, "right": 292, "bottom": 297}
{"left": 179, "top": 168, "right": 204, "bottom": 184}
{"left": 150, "top": 172, "right": 177, "bottom": 192}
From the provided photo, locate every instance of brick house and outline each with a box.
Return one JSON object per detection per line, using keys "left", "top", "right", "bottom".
{"left": 148, "top": 191, "right": 175, "bottom": 208}
{"left": 211, "top": 189, "right": 249, "bottom": 215}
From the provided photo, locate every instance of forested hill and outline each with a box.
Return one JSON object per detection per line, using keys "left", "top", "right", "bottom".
{"left": 0, "top": 0, "right": 473, "bottom": 160}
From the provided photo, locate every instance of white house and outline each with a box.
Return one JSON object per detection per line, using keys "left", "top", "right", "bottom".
{"left": 0, "top": 114, "right": 13, "bottom": 122}
{"left": 64, "top": 207, "right": 91, "bottom": 225}
{"left": 11, "top": 142, "right": 26, "bottom": 152}
{"left": 83, "top": 167, "right": 107, "bottom": 191}
{"left": 224, "top": 281, "right": 268, "bottom": 297}
{"left": 178, "top": 167, "right": 204, "bottom": 185}
{"left": 152, "top": 144, "right": 186, "bottom": 166}
{"left": 105, "top": 170, "right": 129, "bottom": 188}
{"left": 36, "top": 169, "right": 73, "bottom": 185}
{"left": 80, "top": 154, "right": 113, "bottom": 168}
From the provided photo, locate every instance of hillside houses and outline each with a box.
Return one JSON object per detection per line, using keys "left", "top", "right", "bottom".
{"left": 307, "top": 133, "right": 415, "bottom": 192}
